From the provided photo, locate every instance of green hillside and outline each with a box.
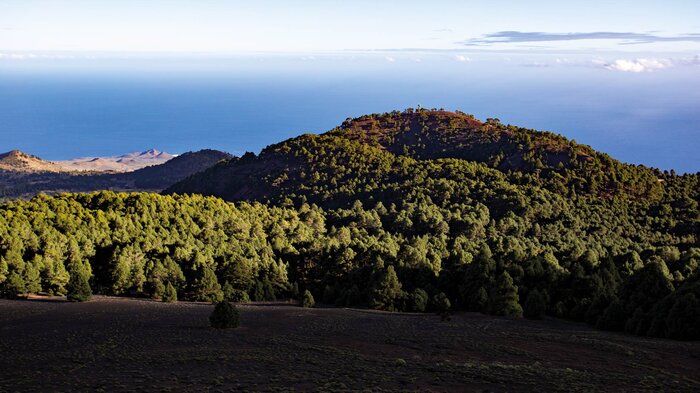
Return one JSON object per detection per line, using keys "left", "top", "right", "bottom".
{"left": 167, "top": 109, "right": 665, "bottom": 203}
{"left": 2, "top": 109, "right": 699, "bottom": 339}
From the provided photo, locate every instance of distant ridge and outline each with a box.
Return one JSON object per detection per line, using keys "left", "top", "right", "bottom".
{"left": 0, "top": 150, "right": 65, "bottom": 173}
{"left": 55, "top": 149, "right": 176, "bottom": 173}
{"left": 0, "top": 149, "right": 232, "bottom": 198}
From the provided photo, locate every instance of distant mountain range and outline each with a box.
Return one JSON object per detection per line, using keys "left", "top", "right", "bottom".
{"left": 54, "top": 149, "right": 176, "bottom": 173}
{"left": 0, "top": 149, "right": 176, "bottom": 174}
{"left": 0, "top": 149, "right": 232, "bottom": 198}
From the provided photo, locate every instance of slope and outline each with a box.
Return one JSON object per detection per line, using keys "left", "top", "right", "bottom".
{"left": 0, "top": 149, "right": 232, "bottom": 198}
{"left": 0, "top": 150, "right": 65, "bottom": 173}
{"left": 167, "top": 109, "right": 665, "bottom": 203}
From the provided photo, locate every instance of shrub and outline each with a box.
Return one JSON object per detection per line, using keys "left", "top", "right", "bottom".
{"left": 162, "top": 282, "right": 177, "bottom": 303}
{"left": 433, "top": 292, "right": 452, "bottom": 320}
{"left": 209, "top": 301, "right": 240, "bottom": 329}
{"left": 410, "top": 288, "right": 429, "bottom": 312}
{"left": 302, "top": 289, "right": 315, "bottom": 308}
{"left": 66, "top": 266, "right": 92, "bottom": 302}
{"left": 524, "top": 289, "right": 546, "bottom": 319}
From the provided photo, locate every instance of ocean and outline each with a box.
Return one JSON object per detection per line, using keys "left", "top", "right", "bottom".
{"left": 1, "top": 53, "right": 698, "bottom": 172}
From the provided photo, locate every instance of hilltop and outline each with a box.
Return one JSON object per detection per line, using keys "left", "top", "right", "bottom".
{"left": 0, "top": 150, "right": 65, "bottom": 173}
{"left": 166, "top": 109, "right": 665, "bottom": 204}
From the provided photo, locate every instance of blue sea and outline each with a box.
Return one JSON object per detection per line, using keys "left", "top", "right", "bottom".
{"left": 1, "top": 53, "right": 698, "bottom": 172}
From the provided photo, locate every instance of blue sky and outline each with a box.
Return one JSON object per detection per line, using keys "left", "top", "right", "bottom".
{"left": 1, "top": 0, "right": 699, "bottom": 54}
{"left": 0, "top": 1, "right": 699, "bottom": 172}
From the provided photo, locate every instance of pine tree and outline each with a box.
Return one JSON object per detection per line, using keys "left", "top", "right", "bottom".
{"left": 433, "top": 292, "right": 452, "bottom": 320}
{"left": 0, "top": 257, "right": 8, "bottom": 284}
{"left": 162, "top": 282, "right": 178, "bottom": 303}
{"left": 4, "top": 272, "right": 26, "bottom": 298}
{"left": 193, "top": 267, "right": 223, "bottom": 303}
{"left": 523, "top": 289, "right": 546, "bottom": 319}
{"left": 596, "top": 299, "right": 626, "bottom": 331}
{"left": 301, "top": 289, "right": 315, "bottom": 308}
{"left": 209, "top": 301, "right": 240, "bottom": 329}
{"left": 369, "top": 265, "right": 404, "bottom": 311}
{"left": 23, "top": 261, "right": 42, "bottom": 294}
{"left": 66, "top": 263, "right": 92, "bottom": 302}
{"left": 665, "top": 293, "right": 700, "bottom": 340}
{"left": 153, "top": 281, "right": 166, "bottom": 300}
{"left": 488, "top": 272, "right": 523, "bottom": 317}
{"left": 410, "top": 288, "right": 428, "bottom": 312}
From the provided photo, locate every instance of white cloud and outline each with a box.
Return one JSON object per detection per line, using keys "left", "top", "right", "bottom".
{"left": 384, "top": 56, "right": 396, "bottom": 63}
{"left": 522, "top": 61, "right": 550, "bottom": 68}
{"left": 454, "top": 55, "right": 471, "bottom": 62}
{"left": 603, "top": 58, "right": 672, "bottom": 72}
{"left": 0, "top": 52, "right": 96, "bottom": 60}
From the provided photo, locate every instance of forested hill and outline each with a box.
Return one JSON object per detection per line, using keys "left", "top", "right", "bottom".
{"left": 167, "top": 108, "right": 668, "bottom": 203}
{"left": 2, "top": 109, "right": 699, "bottom": 340}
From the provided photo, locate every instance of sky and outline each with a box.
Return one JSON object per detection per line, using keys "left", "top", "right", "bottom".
{"left": 1, "top": 0, "right": 699, "bottom": 54}
{"left": 0, "top": 1, "right": 699, "bottom": 172}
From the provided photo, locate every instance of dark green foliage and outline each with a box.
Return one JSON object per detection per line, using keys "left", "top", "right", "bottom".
{"left": 209, "top": 301, "right": 240, "bottom": 329}
{"left": 263, "top": 280, "right": 276, "bottom": 301}
{"left": 596, "top": 299, "right": 627, "bottom": 331}
{"left": 1, "top": 109, "right": 699, "bottom": 339}
{"left": 322, "top": 285, "right": 336, "bottom": 305}
{"left": 488, "top": 272, "right": 522, "bottom": 317}
{"left": 162, "top": 282, "right": 177, "bottom": 303}
{"left": 251, "top": 281, "right": 265, "bottom": 302}
{"left": 66, "top": 264, "right": 92, "bottom": 302}
{"left": 4, "top": 272, "right": 26, "bottom": 298}
{"left": 301, "top": 289, "right": 315, "bottom": 308}
{"left": 223, "top": 282, "right": 249, "bottom": 303}
{"left": 524, "top": 290, "right": 546, "bottom": 319}
{"left": 433, "top": 292, "right": 451, "bottom": 313}
{"left": 664, "top": 293, "right": 700, "bottom": 340}
{"left": 369, "top": 266, "right": 404, "bottom": 312}
{"left": 193, "top": 267, "right": 224, "bottom": 303}
{"left": 409, "top": 288, "right": 429, "bottom": 312}
{"left": 153, "top": 281, "right": 165, "bottom": 300}
{"left": 289, "top": 282, "right": 299, "bottom": 299}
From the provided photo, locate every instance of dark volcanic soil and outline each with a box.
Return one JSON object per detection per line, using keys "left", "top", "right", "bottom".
{"left": 0, "top": 297, "right": 698, "bottom": 392}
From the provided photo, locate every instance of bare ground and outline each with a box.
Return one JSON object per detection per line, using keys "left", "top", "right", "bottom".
{"left": 0, "top": 296, "right": 698, "bottom": 392}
